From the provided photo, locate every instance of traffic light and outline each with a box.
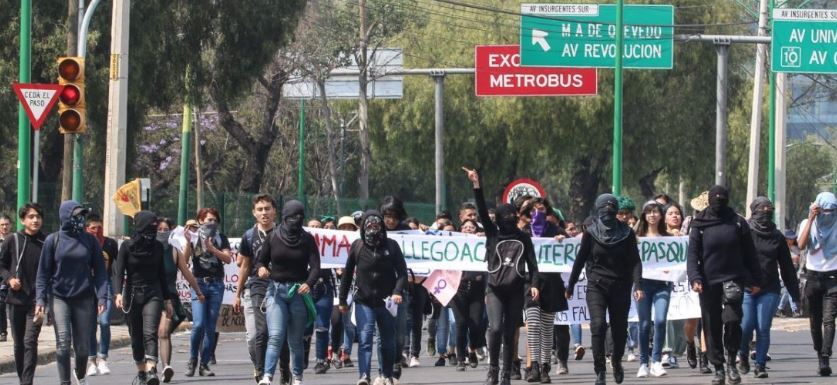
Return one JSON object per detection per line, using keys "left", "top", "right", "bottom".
{"left": 57, "top": 57, "right": 86, "bottom": 134}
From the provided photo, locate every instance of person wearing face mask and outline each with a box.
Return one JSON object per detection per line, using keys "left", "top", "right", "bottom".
{"left": 83, "top": 213, "right": 119, "bottom": 377}
{"left": 733, "top": 197, "right": 800, "bottom": 378}
{"left": 448, "top": 218, "right": 488, "bottom": 372}
{"left": 184, "top": 207, "right": 232, "bottom": 377}
{"left": 0, "top": 203, "right": 46, "bottom": 385}
{"left": 566, "top": 193, "right": 644, "bottom": 385}
{"left": 155, "top": 217, "right": 203, "bottom": 383}
{"left": 462, "top": 167, "right": 540, "bottom": 385}
{"left": 35, "top": 200, "right": 109, "bottom": 385}
{"left": 256, "top": 200, "right": 321, "bottom": 385}
{"left": 338, "top": 210, "right": 408, "bottom": 385}
{"left": 687, "top": 185, "right": 763, "bottom": 385}
{"left": 113, "top": 211, "right": 174, "bottom": 385}
{"left": 797, "top": 191, "right": 837, "bottom": 376}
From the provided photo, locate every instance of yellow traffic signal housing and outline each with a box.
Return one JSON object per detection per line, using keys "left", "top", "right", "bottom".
{"left": 57, "top": 57, "right": 86, "bottom": 134}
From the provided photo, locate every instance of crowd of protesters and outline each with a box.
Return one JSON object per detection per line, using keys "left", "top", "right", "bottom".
{"left": 0, "top": 171, "right": 832, "bottom": 385}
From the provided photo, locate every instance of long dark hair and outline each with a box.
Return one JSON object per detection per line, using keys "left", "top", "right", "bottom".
{"left": 635, "top": 201, "right": 669, "bottom": 237}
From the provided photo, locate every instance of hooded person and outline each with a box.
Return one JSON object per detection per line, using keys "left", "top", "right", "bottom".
{"left": 35, "top": 200, "right": 109, "bottom": 385}
{"left": 686, "top": 186, "right": 763, "bottom": 385}
{"left": 461, "top": 167, "right": 540, "bottom": 385}
{"left": 798, "top": 191, "right": 837, "bottom": 376}
{"left": 338, "top": 210, "right": 408, "bottom": 385}
{"left": 256, "top": 200, "right": 321, "bottom": 385}
{"left": 566, "top": 193, "right": 643, "bottom": 385}
{"left": 113, "top": 210, "right": 173, "bottom": 384}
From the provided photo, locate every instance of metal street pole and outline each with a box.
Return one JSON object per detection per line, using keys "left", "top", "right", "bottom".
{"left": 775, "top": 73, "right": 787, "bottom": 228}
{"left": 612, "top": 0, "right": 624, "bottom": 196}
{"left": 746, "top": 0, "right": 770, "bottom": 217}
{"left": 177, "top": 100, "right": 193, "bottom": 225}
{"left": 433, "top": 73, "right": 446, "bottom": 214}
{"left": 767, "top": 0, "right": 777, "bottom": 203}
{"left": 72, "top": 0, "right": 102, "bottom": 202}
{"left": 17, "top": 0, "right": 32, "bottom": 229}
{"left": 298, "top": 99, "right": 305, "bottom": 203}
{"left": 103, "top": 0, "right": 130, "bottom": 236}
{"left": 715, "top": 43, "right": 730, "bottom": 187}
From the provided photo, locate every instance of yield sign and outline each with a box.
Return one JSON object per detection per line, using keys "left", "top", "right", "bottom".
{"left": 11, "top": 83, "right": 64, "bottom": 131}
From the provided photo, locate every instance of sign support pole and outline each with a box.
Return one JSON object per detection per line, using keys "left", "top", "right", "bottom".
{"left": 767, "top": 0, "right": 776, "bottom": 204}
{"left": 433, "top": 73, "right": 446, "bottom": 214}
{"left": 746, "top": 0, "right": 770, "bottom": 217}
{"left": 612, "top": 0, "right": 624, "bottom": 196}
{"left": 715, "top": 42, "right": 730, "bottom": 187}
{"left": 17, "top": 0, "right": 32, "bottom": 229}
{"left": 177, "top": 99, "right": 193, "bottom": 225}
{"left": 298, "top": 99, "right": 305, "bottom": 203}
{"left": 32, "top": 130, "right": 39, "bottom": 202}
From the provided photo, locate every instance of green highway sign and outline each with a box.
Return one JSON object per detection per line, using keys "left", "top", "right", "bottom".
{"left": 771, "top": 9, "right": 837, "bottom": 74}
{"left": 519, "top": 4, "right": 674, "bottom": 69}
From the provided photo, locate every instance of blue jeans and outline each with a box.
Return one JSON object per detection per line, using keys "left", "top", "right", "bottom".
{"left": 377, "top": 295, "right": 409, "bottom": 372}
{"left": 52, "top": 295, "right": 96, "bottom": 385}
{"left": 357, "top": 303, "right": 396, "bottom": 379}
{"left": 342, "top": 310, "right": 356, "bottom": 355}
{"left": 435, "top": 307, "right": 456, "bottom": 354}
{"left": 89, "top": 299, "right": 112, "bottom": 360}
{"left": 740, "top": 291, "right": 780, "bottom": 366}
{"left": 637, "top": 280, "right": 672, "bottom": 364}
{"left": 314, "top": 285, "right": 334, "bottom": 361}
{"left": 263, "top": 282, "right": 307, "bottom": 378}
{"left": 190, "top": 280, "right": 223, "bottom": 364}
{"left": 778, "top": 286, "right": 798, "bottom": 313}
{"left": 571, "top": 324, "right": 583, "bottom": 346}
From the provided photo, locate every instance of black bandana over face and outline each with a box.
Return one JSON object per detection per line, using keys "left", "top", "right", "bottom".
{"left": 495, "top": 204, "right": 519, "bottom": 235}
{"left": 279, "top": 200, "right": 305, "bottom": 247}
{"left": 588, "top": 194, "right": 631, "bottom": 245}
{"left": 363, "top": 215, "right": 385, "bottom": 248}
{"left": 692, "top": 185, "right": 736, "bottom": 229}
{"left": 749, "top": 196, "right": 776, "bottom": 234}
{"left": 130, "top": 210, "right": 158, "bottom": 257}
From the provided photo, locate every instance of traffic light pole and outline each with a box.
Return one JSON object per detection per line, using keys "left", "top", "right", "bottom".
{"left": 612, "top": 0, "right": 624, "bottom": 196}
{"left": 71, "top": 0, "right": 102, "bottom": 202}
{"left": 16, "top": 0, "right": 32, "bottom": 229}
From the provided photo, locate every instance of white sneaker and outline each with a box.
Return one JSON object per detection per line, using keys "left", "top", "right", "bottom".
{"left": 97, "top": 359, "right": 111, "bottom": 375}
{"left": 661, "top": 353, "right": 672, "bottom": 368}
{"left": 258, "top": 374, "right": 272, "bottom": 385}
{"left": 373, "top": 375, "right": 385, "bottom": 385}
{"left": 627, "top": 352, "right": 637, "bottom": 362}
{"left": 77, "top": 378, "right": 89, "bottom": 385}
{"left": 292, "top": 376, "right": 303, "bottom": 385}
{"left": 409, "top": 356, "right": 420, "bottom": 367}
{"left": 650, "top": 361, "right": 668, "bottom": 377}
{"left": 85, "top": 362, "right": 98, "bottom": 377}
{"left": 637, "top": 363, "right": 649, "bottom": 378}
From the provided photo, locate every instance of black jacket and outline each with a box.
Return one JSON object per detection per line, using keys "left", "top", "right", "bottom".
{"left": 751, "top": 228, "right": 800, "bottom": 300}
{"left": 687, "top": 215, "right": 763, "bottom": 287}
{"left": 567, "top": 230, "right": 642, "bottom": 292}
{"left": 0, "top": 231, "right": 46, "bottom": 306}
{"left": 523, "top": 223, "right": 568, "bottom": 312}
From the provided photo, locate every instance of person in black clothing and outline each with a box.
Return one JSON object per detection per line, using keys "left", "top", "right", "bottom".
{"left": 338, "top": 210, "right": 408, "bottom": 385}
{"left": 687, "top": 185, "right": 763, "bottom": 385}
{"left": 736, "top": 197, "right": 800, "bottom": 378}
{"left": 0, "top": 203, "right": 45, "bottom": 385}
{"left": 113, "top": 211, "right": 174, "bottom": 385}
{"left": 566, "top": 193, "right": 643, "bottom": 385}
{"left": 462, "top": 167, "right": 540, "bottom": 385}
{"left": 450, "top": 219, "right": 487, "bottom": 372}
{"left": 256, "top": 200, "right": 321, "bottom": 385}
{"left": 379, "top": 196, "right": 411, "bottom": 379}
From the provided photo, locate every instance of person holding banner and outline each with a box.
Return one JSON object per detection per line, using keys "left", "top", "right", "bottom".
{"left": 462, "top": 167, "right": 540, "bottom": 385}
{"left": 338, "top": 210, "right": 408, "bottom": 385}
{"left": 736, "top": 197, "right": 799, "bottom": 378}
{"left": 634, "top": 201, "right": 673, "bottom": 378}
{"left": 448, "top": 218, "right": 487, "bottom": 372}
{"left": 797, "top": 191, "right": 837, "bottom": 377}
{"left": 256, "top": 200, "right": 321, "bottom": 385}
{"left": 113, "top": 211, "right": 174, "bottom": 385}
{"left": 566, "top": 193, "right": 644, "bottom": 385}
{"left": 688, "top": 185, "right": 762, "bottom": 385}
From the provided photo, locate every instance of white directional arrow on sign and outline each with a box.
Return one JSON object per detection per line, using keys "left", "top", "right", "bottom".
{"left": 532, "top": 29, "right": 551, "bottom": 52}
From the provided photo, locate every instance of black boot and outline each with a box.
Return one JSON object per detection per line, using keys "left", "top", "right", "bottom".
{"left": 819, "top": 355, "right": 832, "bottom": 376}
{"left": 511, "top": 360, "right": 522, "bottom": 380}
{"left": 485, "top": 366, "right": 499, "bottom": 385}
{"left": 135, "top": 371, "right": 149, "bottom": 385}
{"left": 540, "top": 363, "right": 551, "bottom": 384}
{"left": 737, "top": 352, "right": 750, "bottom": 374}
{"left": 595, "top": 371, "right": 606, "bottom": 385}
{"left": 700, "top": 352, "right": 713, "bottom": 374}
{"left": 526, "top": 362, "right": 541, "bottom": 383}
{"left": 185, "top": 358, "right": 197, "bottom": 377}
{"left": 612, "top": 361, "right": 624, "bottom": 384}
{"left": 687, "top": 343, "right": 698, "bottom": 369}
{"left": 726, "top": 353, "right": 741, "bottom": 385}
{"left": 712, "top": 365, "right": 726, "bottom": 385}
{"left": 500, "top": 369, "right": 512, "bottom": 385}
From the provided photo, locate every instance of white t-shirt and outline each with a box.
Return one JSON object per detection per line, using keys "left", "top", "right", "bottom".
{"left": 799, "top": 219, "right": 837, "bottom": 272}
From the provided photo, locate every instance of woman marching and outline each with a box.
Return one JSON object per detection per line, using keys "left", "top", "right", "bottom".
{"left": 797, "top": 191, "right": 837, "bottom": 376}
{"left": 113, "top": 211, "right": 175, "bottom": 385}
{"left": 256, "top": 200, "right": 321, "bottom": 385}
{"left": 338, "top": 210, "right": 408, "bottom": 385}
{"left": 736, "top": 197, "right": 799, "bottom": 378}
{"left": 566, "top": 194, "right": 644, "bottom": 385}
{"left": 462, "top": 167, "right": 540, "bottom": 385}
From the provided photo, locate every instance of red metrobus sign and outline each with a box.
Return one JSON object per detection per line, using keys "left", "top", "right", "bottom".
{"left": 475, "top": 45, "right": 597, "bottom": 97}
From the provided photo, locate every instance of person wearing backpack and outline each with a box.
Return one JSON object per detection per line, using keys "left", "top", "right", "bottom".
{"left": 687, "top": 186, "right": 763, "bottom": 385}
{"left": 0, "top": 203, "right": 45, "bottom": 385}
{"left": 34, "top": 200, "right": 109, "bottom": 385}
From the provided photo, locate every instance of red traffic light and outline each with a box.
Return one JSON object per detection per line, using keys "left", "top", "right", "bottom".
{"left": 59, "top": 85, "right": 81, "bottom": 106}
{"left": 59, "top": 109, "right": 83, "bottom": 132}
{"left": 58, "top": 59, "right": 81, "bottom": 81}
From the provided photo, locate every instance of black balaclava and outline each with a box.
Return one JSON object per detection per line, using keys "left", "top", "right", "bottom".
{"left": 362, "top": 212, "right": 386, "bottom": 248}
{"left": 692, "top": 185, "right": 736, "bottom": 229}
{"left": 130, "top": 210, "right": 158, "bottom": 256}
{"left": 749, "top": 196, "right": 776, "bottom": 235}
{"left": 587, "top": 193, "right": 631, "bottom": 245}
{"left": 279, "top": 200, "right": 305, "bottom": 247}
{"left": 495, "top": 204, "right": 519, "bottom": 236}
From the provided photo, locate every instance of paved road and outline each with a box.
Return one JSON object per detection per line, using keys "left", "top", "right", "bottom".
{"left": 0, "top": 325, "right": 832, "bottom": 385}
